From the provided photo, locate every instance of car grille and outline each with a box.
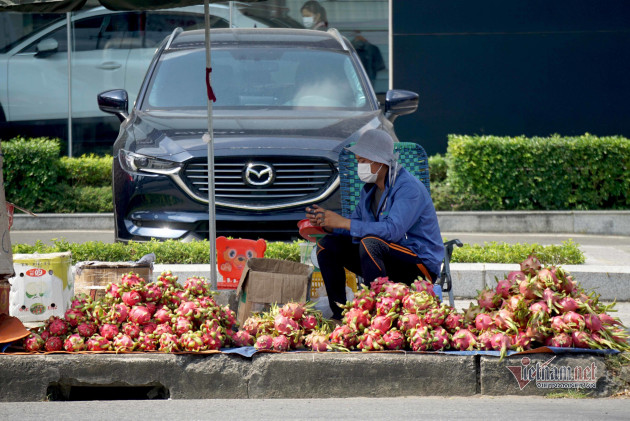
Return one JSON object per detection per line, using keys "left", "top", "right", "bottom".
{"left": 183, "top": 157, "right": 337, "bottom": 206}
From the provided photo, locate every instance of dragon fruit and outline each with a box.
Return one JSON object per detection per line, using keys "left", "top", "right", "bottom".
{"left": 518, "top": 278, "right": 542, "bottom": 300}
{"left": 135, "top": 333, "right": 157, "bottom": 351}
{"left": 173, "top": 316, "right": 194, "bottom": 336}
{"left": 153, "top": 307, "right": 173, "bottom": 324}
{"left": 511, "top": 331, "right": 532, "bottom": 352}
{"left": 64, "top": 308, "right": 87, "bottom": 327}
{"left": 153, "top": 323, "right": 173, "bottom": 336}
{"left": 410, "top": 278, "right": 436, "bottom": 297}
{"left": 104, "top": 282, "right": 121, "bottom": 301}
{"left": 375, "top": 295, "right": 401, "bottom": 315}
{"left": 477, "top": 289, "right": 499, "bottom": 311}
{"left": 46, "top": 316, "right": 69, "bottom": 337}
{"left": 475, "top": 313, "right": 494, "bottom": 331}
{"left": 113, "top": 334, "right": 135, "bottom": 352}
{"left": 233, "top": 330, "right": 255, "bottom": 347}
{"left": 408, "top": 325, "right": 433, "bottom": 351}
{"left": 122, "top": 290, "right": 143, "bottom": 307}
{"left": 351, "top": 286, "right": 377, "bottom": 312}
{"left": 63, "top": 333, "right": 86, "bottom": 352}
{"left": 546, "top": 332, "right": 573, "bottom": 348}
{"left": 183, "top": 276, "right": 210, "bottom": 297}
{"left": 274, "top": 314, "right": 299, "bottom": 336}
{"left": 562, "top": 311, "right": 585, "bottom": 330}
{"left": 330, "top": 325, "right": 359, "bottom": 349}
{"left": 371, "top": 312, "right": 396, "bottom": 335}
{"left": 158, "top": 333, "right": 180, "bottom": 352}
{"left": 382, "top": 282, "right": 410, "bottom": 301}
{"left": 77, "top": 321, "right": 98, "bottom": 338}
{"left": 108, "top": 303, "right": 130, "bottom": 325}
{"left": 301, "top": 314, "right": 318, "bottom": 331}
{"left": 343, "top": 308, "right": 371, "bottom": 331}
{"left": 121, "top": 272, "right": 145, "bottom": 289}
{"left": 279, "top": 302, "right": 306, "bottom": 321}
{"left": 490, "top": 331, "right": 512, "bottom": 358}
{"left": 477, "top": 331, "right": 494, "bottom": 350}
{"left": 128, "top": 305, "right": 152, "bottom": 325}
{"left": 141, "top": 282, "right": 163, "bottom": 303}
{"left": 157, "top": 270, "right": 179, "bottom": 288}
{"left": 444, "top": 312, "right": 464, "bottom": 333}
{"left": 271, "top": 334, "right": 291, "bottom": 351}
{"left": 556, "top": 296, "right": 579, "bottom": 313}
{"left": 99, "top": 323, "right": 119, "bottom": 341}
{"left": 402, "top": 291, "right": 435, "bottom": 314}
{"left": 584, "top": 313, "right": 603, "bottom": 332}
{"left": 122, "top": 322, "right": 142, "bottom": 339}
{"left": 357, "top": 329, "right": 386, "bottom": 351}
{"left": 23, "top": 333, "right": 45, "bottom": 352}
{"left": 431, "top": 327, "right": 450, "bottom": 351}
{"left": 255, "top": 334, "right": 274, "bottom": 350}
{"left": 45, "top": 336, "right": 64, "bottom": 352}
{"left": 142, "top": 321, "right": 158, "bottom": 335}
{"left": 397, "top": 313, "right": 422, "bottom": 333}
{"left": 86, "top": 335, "right": 111, "bottom": 351}
{"left": 571, "top": 331, "right": 591, "bottom": 348}
{"left": 305, "top": 330, "right": 330, "bottom": 352}
{"left": 495, "top": 279, "right": 513, "bottom": 299}
{"left": 370, "top": 276, "right": 393, "bottom": 294}
{"left": 179, "top": 332, "right": 205, "bottom": 352}
{"left": 507, "top": 270, "right": 527, "bottom": 283}
{"left": 520, "top": 254, "right": 541, "bottom": 276}
{"left": 450, "top": 328, "right": 477, "bottom": 351}
{"left": 424, "top": 304, "right": 450, "bottom": 328}
{"left": 200, "top": 330, "right": 223, "bottom": 351}
{"left": 383, "top": 329, "right": 406, "bottom": 350}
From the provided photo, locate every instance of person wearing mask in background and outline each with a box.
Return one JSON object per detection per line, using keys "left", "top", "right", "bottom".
{"left": 305, "top": 130, "right": 444, "bottom": 321}
{"left": 301, "top": 0, "right": 328, "bottom": 31}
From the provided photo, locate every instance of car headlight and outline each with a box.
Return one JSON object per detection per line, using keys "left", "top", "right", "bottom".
{"left": 119, "top": 150, "right": 181, "bottom": 175}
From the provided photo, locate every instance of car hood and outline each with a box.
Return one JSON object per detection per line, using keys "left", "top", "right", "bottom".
{"left": 126, "top": 109, "right": 384, "bottom": 161}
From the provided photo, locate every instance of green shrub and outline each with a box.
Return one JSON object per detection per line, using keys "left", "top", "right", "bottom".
{"left": 428, "top": 153, "right": 447, "bottom": 184}
{"left": 447, "top": 134, "right": 630, "bottom": 210}
{"left": 2, "top": 137, "right": 61, "bottom": 211}
{"left": 44, "top": 185, "right": 113, "bottom": 213}
{"left": 59, "top": 154, "right": 111, "bottom": 187}
{"left": 12, "top": 238, "right": 585, "bottom": 266}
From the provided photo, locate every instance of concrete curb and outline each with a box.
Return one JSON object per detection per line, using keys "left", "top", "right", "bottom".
{"left": 12, "top": 210, "right": 630, "bottom": 235}
{"left": 0, "top": 352, "right": 619, "bottom": 401}
{"left": 151, "top": 263, "right": 630, "bottom": 302}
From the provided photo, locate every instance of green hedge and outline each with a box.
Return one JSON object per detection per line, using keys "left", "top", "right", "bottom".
{"left": 446, "top": 134, "right": 630, "bottom": 210}
{"left": 12, "top": 238, "right": 585, "bottom": 266}
{"left": 2, "top": 137, "right": 112, "bottom": 213}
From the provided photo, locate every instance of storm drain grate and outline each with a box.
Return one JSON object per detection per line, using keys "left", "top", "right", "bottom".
{"left": 47, "top": 384, "right": 169, "bottom": 401}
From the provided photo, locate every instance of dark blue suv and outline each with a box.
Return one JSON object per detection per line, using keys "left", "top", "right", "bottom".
{"left": 98, "top": 28, "right": 418, "bottom": 242}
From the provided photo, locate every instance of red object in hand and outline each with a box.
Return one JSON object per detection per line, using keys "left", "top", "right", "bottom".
{"left": 297, "top": 219, "right": 325, "bottom": 242}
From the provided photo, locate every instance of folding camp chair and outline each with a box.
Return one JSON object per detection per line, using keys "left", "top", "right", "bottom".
{"left": 338, "top": 141, "right": 462, "bottom": 306}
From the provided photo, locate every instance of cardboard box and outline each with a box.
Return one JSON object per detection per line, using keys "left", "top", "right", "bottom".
{"left": 74, "top": 261, "right": 152, "bottom": 301}
{"left": 235, "top": 258, "right": 312, "bottom": 325}
{"left": 9, "top": 252, "right": 73, "bottom": 323}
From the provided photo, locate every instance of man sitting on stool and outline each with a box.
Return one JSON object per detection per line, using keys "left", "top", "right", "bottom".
{"left": 305, "top": 130, "right": 444, "bottom": 321}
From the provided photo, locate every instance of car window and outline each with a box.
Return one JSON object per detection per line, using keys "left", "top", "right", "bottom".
{"left": 144, "top": 47, "right": 370, "bottom": 111}
{"left": 144, "top": 13, "right": 228, "bottom": 47}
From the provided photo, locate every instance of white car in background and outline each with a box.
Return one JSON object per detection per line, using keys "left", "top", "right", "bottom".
{"left": 0, "top": 4, "right": 301, "bottom": 125}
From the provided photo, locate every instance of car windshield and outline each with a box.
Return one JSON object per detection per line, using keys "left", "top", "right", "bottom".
{"left": 143, "top": 47, "right": 370, "bottom": 110}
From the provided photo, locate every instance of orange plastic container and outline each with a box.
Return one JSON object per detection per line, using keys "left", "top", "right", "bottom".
{"left": 216, "top": 237, "right": 266, "bottom": 290}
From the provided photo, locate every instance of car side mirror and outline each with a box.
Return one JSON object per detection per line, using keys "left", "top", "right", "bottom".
{"left": 384, "top": 89, "right": 419, "bottom": 122}
{"left": 98, "top": 89, "right": 129, "bottom": 122}
{"left": 35, "top": 38, "right": 58, "bottom": 58}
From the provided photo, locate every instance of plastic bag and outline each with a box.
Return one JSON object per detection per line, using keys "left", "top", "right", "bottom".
{"left": 313, "top": 286, "right": 354, "bottom": 319}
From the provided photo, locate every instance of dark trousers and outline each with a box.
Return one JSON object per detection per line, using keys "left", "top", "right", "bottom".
{"left": 316, "top": 234, "right": 438, "bottom": 319}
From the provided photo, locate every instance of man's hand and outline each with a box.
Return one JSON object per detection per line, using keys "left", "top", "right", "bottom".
{"left": 305, "top": 204, "right": 351, "bottom": 231}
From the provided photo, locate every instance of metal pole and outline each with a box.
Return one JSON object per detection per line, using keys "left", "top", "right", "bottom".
{"left": 66, "top": 12, "right": 72, "bottom": 157}
{"left": 204, "top": 0, "right": 218, "bottom": 289}
{"left": 229, "top": 1, "right": 234, "bottom": 27}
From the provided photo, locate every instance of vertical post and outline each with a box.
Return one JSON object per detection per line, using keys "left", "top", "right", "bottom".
{"left": 204, "top": 0, "right": 218, "bottom": 289}
{"left": 66, "top": 12, "right": 73, "bottom": 157}
{"left": 229, "top": 1, "right": 234, "bottom": 27}
{"left": 388, "top": 0, "right": 393, "bottom": 91}
{"left": 0, "top": 141, "right": 15, "bottom": 316}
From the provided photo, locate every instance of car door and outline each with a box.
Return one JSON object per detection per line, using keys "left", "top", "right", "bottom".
{"left": 7, "top": 12, "right": 134, "bottom": 121}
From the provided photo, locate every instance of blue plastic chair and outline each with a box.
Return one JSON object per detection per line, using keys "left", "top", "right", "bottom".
{"left": 338, "top": 141, "right": 462, "bottom": 306}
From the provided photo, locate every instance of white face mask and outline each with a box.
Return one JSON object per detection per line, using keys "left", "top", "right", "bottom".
{"left": 302, "top": 16, "right": 314, "bottom": 28}
{"left": 358, "top": 162, "right": 382, "bottom": 183}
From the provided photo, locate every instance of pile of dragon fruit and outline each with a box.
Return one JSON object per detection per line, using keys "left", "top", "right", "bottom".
{"left": 243, "top": 254, "right": 629, "bottom": 356}
{"left": 22, "top": 271, "right": 240, "bottom": 353}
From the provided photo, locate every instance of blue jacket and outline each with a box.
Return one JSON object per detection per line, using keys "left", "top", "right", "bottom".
{"left": 335, "top": 167, "right": 445, "bottom": 276}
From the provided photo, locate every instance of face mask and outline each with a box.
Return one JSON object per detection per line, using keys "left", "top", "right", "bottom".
{"left": 358, "top": 162, "right": 381, "bottom": 183}
{"left": 302, "top": 16, "right": 314, "bottom": 27}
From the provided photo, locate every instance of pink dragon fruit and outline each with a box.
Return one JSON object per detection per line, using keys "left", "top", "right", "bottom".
{"left": 371, "top": 312, "right": 396, "bottom": 335}
{"left": 274, "top": 314, "right": 300, "bottom": 336}
{"left": 571, "top": 331, "right": 591, "bottom": 348}
{"left": 70, "top": 292, "right": 92, "bottom": 309}
{"left": 562, "top": 311, "right": 585, "bottom": 330}
{"left": 376, "top": 295, "right": 400, "bottom": 315}
{"left": 113, "top": 334, "right": 135, "bottom": 352}
{"left": 158, "top": 333, "right": 180, "bottom": 352}
{"left": 520, "top": 254, "right": 541, "bottom": 276}
{"left": 200, "top": 331, "right": 223, "bottom": 351}
{"left": 233, "top": 330, "right": 255, "bottom": 347}
{"left": 477, "top": 331, "right": 494, "bottom": 350}
{"left": 518, "top": 279, "right": 542, "bottom": 300}
{"left": 23, "top": 333, "right": 45, "bottom": 352}
{"left": 63, "top": 333, "right": 86, "bottom": 352}
{"left": 141, "top": 283, "right": 163, "bottom": 303}
{"left": 183, "top": 276, "right": 210, "bottom": 297}
{"left": 490, "top": 331, "right": 512, "bottom": 358}
{"left": 64, "top": 308, "right": 87, "bottom": 327}
{"left": 153, "top": 307, "right": 173, "bottom": 324}
{"left": 220, "top": 306, "right": 238, "bottom": 329}
{"left": 431, "top": 327, "right": 450, "bottom": 351}
{"left": 397, "top": 313, "right": 422, "bottom": 333}
{"left": 370, "top": 276, "right": 393, "bottom": 294}
{"left": 342, "top": 308, "right": 370, "bottom": 331}
{"left": 104, "top": 282, "right": 121, "bottom": 301}
{"left": 424, "top": 304, "right": 450, "bottom": 328}
{"left": 550, "top": 315, "right": 569, "bottom": 333}
{"left": 122, "top": 290, "right": 143, "bottom": 307}
{"left": 382, "top": 282, "right": 410, "bottom": 301}
{"left": 556, "top": 297, "right": 579, "bottom": 313}
{"left": 410, "top": 278, "right": 436, "bottom": 297}
{"left": 173, "top": 316, "right": 194, "bottom": 336}
{"left": 493, "top": 309, "right": 518, "bottom": 333}
{"left": 351, "top": 287, "right": 377, "bottom": 312}
{"left": 176, "top": 301, "right": 204, "bottom": 320}
{"left": 450, "top": 328, "right": 477, "bottom": 351}
{"left": 122, "top": 322, "right": 142, "bottom": 339}
{"left": 141, "top": 321, "right": 158, "bottom": 335}
{"left": 99, "top": 323, "right": 119, "bottom": 341}
{"left": 45, "top": 336, "right": 64, "bottom": 352}
{"left": 178, "top": 331, "right": 204, "bottom": 352}
{"left": 47, "top": 316, "right": 69, "bottom": 336}
{"left": 121, "top": 272, "right": 145, "bottom": 289}
{"left": 535, "top": 267, "right": 557, "bottom": 287}
{"left": 255, "top": 334, "right": 274, "bottom": 350}
{"left": 86, "top": 335, "right": 111, "bottom": 351}
{"left": 511, "top": 331, "right": 532, "bottom": 352}
{"left": 329, "top": 325, "right": 359, "bottom": 349}
{"left": 76, "top": 321, "right": 97, "bottom": 338}
{"left": 599, "top": 313, "right": 623, "bottom": 327}
{"left": 128, "top": 305, "right": 152, "bottom": 325}
{"left": 301, "top": 314, "right": 318, "bottom": 332}
{"left": 382, "top": 329, "right": 406, "bottom": 350}
{"left": 584, "top": 313, "right": 603, "bottom": 332}
{"left": 444, "top": 312, "right": 464, "bottom": 333}
{"left": 279, "top": 302, "right": 306, "bottom": 321}
{"left": 507, "top": 270, "right": 527, "bottom": 283}
{"left": 153, "top": 323, "right": 173, "bottom": 336}
{"left": 357, "top": 329, "right": 386, "bottom": 351}
{"left": 477, "top": 289, "right": 500, "bottom": 311}
{"left": 108, "top": 303, "right": 130, "bottom": 325}
{"left": 408, "top": 325, "right": 433, "bottom": 351}
{"left": 135, "top": 333, "right": 158, "bottom": 351}
{"left": 271, "top": 334, "right": 292, "bottom": 351}
{"left": 305, "top": 331, "right": 330, "bottom": 352}
{"left": 546, "top": 332, "right": 573, "bottom": 348}
{"left": 157, "top": 270, "right": 179, "bottom": 288}
{"left": 402, "top": 291, "right": 435, "bottom": 314}
{"left": 475, "top": 313, "right": 494, "bottom": 331}
{"left": 495, "top": 279, "right": 513, "bottom": 299}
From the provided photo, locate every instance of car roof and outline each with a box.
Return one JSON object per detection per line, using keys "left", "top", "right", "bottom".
{"left": 168, "top": 28, "right": 349, "bottom": 52}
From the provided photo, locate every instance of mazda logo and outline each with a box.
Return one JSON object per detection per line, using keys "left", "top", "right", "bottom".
{"left": 243, "top": 162, "right": 275, "bottom": 187}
